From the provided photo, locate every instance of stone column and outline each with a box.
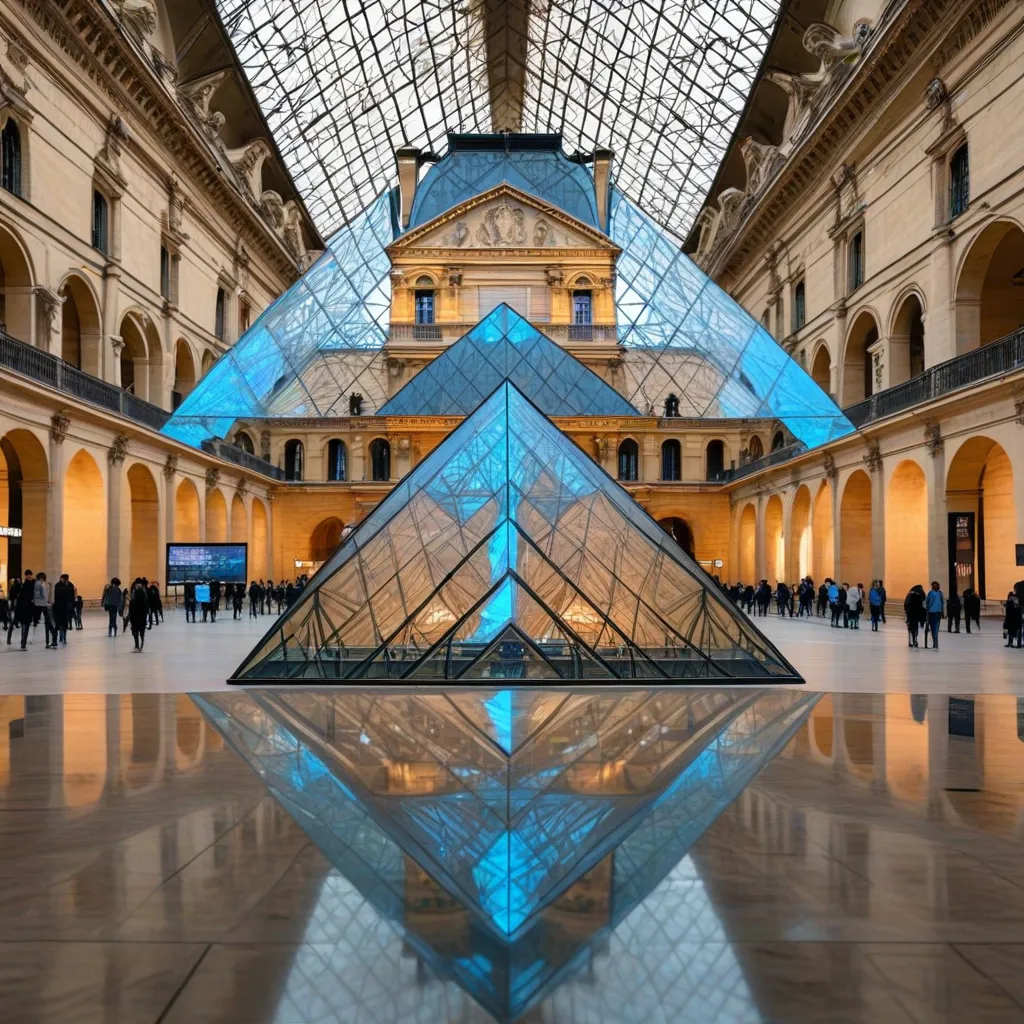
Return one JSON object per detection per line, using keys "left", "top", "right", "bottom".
{"left": 101, "top": 263, "right": 123, "bottom": 383}
{"left": 106, "top": 434, "right": 130, "bottom": 580}
{"left": 46, "top": 415, "right": 70, "bottom": 579}
{"left": 868, "top": 448, "right": 886, "bottom": 584}
{"left": 1013, "top": 414, "right": 1024, "bottom": 567}
{"left": 830, "top": 465, "right": 842, "bottom": 581}
{"left": 162, "top": 456, "right": 177, "bottom": 597}
{"left": 922, "top": 425, "right": 947, "bottom": 587}
{"left": 754, "top": 493, "right": 767, "bottom": 582}
{"left": 265, "top": 492, "right": 275, "bottom": 581}
{"left": 929, "top": 232, "right": 957, "bottom": 362}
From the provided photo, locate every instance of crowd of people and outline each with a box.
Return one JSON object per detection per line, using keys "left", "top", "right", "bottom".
{"left": 174, "top": 576, "right": 311, "bottom": 624}
{"left": 0, "top": 570, "right": 84, "bottom": 650}
{"left": 722, "top": 573, "right": 1024, "bottom": 650}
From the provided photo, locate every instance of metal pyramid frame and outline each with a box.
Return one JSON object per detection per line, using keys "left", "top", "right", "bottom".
{"left": 232, "top": 381, "right": 801, "bottom": 684}
{"left": 377, "top": 303, "right": 641, "bottom": 417}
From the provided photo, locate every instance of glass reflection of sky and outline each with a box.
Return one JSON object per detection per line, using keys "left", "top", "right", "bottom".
{"left": 193, "top": 688, "right": 818, "bottom": 1022}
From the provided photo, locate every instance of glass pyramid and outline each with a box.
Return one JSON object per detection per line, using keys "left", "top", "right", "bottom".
{"left": 377, "top": 304, "right": 640, "bottom": 417}
{"left": 234, "top": 381, "right": 800, "bottom": 683}
{"left": 192, "top": 687, "right": 819, "bottom": 975}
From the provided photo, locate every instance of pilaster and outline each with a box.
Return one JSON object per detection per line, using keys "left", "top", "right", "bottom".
{"left": 46, "top": 414, "right": 69, "bottom": 579}
{"left": 106, "top": 435, "right": 129, "bottom": 580}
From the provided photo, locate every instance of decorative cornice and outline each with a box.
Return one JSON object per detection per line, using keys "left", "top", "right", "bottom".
{"left": 162, "top": 452, "right": 178, "bottom": 479}
{"left": 108, "top": 432, "right": 130, "bottom": 464}
{"left": 924, "top": 421, "right": 944, "bottom": 456}
{"left": 862, "top": 440, "right": 882, "bottom": 472}
{"left": 822, "top": 452, "right": 838, "bottom": 481}
{"left": 205, "top": 467, "right": 220, "bottom": 491}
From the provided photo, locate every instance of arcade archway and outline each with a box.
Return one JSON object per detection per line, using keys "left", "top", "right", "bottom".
{"left": 206, "top": 489, "right": 227, "bottom": 543}
{"left": 737, "top": 504, "right": 756, "bottom": 583}
{"left": 764, "top": 495, "right": 783, "bottom": 583}
{"left": 251, "top": 499, "right": 269, "bottom": 578}
{"left": 812, "top": 480, "right": 834, "bottom": 580}
{"left": 174, "top": 478, "right": 200, "bottom": 543}
{"left": 310, "top": 516, "right": 345, "bottom": 564}
{"left": 126, "top": 463, "right": 160, "bottom": 583}
{"left": 0, "top": 222, "right": 33, "bottom": 342}
{"left": 886, "top": 459, "right": 929, "bottom": 599}
{"left": 64, "top": 449, "right": 106, "bottom": 597}
{"left": 230, "top": 493, "right": 247, "bottom": 544}
{"left": 0, "top": 428, "right": 48, "bottom": 581}
{"left": 788, "top": 484, "right": 812, "bottom": 581}
{"left": 956, "top": 221, "right": 1024, "bottom": 353}
{"left": 842, "top": 311, "right": 879, "bottom": 406}
{"left": 657, "top": 516, "right": 695, "bottom": 557}
{"left": 889, "top": 292, "right": 925, "bottom": 386}
{"left": 839, "top": 470, "right": 872, "bottom": 586}
{"left": 810, "top": 344, "right": 831, "bottom": 394}
{"left": 59, "top": 274, "right": 102, "bottom": 375}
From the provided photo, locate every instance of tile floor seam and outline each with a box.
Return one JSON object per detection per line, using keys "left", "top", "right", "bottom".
{"left": 152, "top": 941, "right": 213, "bottom": 1024}
{"left": 950, "top": 943, "right": 1024, "bottom": 1013}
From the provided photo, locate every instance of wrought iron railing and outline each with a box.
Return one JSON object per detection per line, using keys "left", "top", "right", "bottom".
{"left": 388, "top": 321, "right": 619, "bottom": 344}
{"left": 725, "top": 441, "right": 807, "bottom": 482}
{"left": 0, "top": 328, "right": 171, "bottom": 431}
{"left": 201, "top": 439, "right": 286, "bottom": 480}
{"left": 844, "top": 327, "right": 1024, "bottom": 428}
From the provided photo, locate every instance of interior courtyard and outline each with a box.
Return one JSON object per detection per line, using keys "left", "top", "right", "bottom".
{"left": 2, "top": 0, "right": 1024, "bottom": 1019}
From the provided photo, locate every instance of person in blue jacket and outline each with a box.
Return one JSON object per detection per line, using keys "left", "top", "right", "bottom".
{"left": 924, "top": 581, "right": 945, "bottom": 649}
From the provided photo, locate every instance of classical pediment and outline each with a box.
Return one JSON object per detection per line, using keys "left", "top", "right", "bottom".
{"left": 389, "top": 185, "right": 619, "bottom": 255}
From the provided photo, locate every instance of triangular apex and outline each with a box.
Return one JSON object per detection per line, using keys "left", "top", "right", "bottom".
{"left": 232, "top": 382, "right": 802, "bottom": 684}
{"left": 377, "top": 304, "right": 641, "bottom": 417}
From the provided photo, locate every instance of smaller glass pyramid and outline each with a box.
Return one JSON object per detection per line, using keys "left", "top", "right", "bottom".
{"left": 377, "top": 304, "right": 640, "bottom": 417}
{"left": 233, "top": 381, "right": 800, "bottom": 683}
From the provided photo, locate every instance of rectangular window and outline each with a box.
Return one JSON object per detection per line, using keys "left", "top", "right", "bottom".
{"left": 848, "top": 232, "right": 864, "bottom": 291}
{"left": 91, "top": 190, "right": 109, "bottom": 255}
{"left": 160, "top": 246, "right": 170, "bottom": 300}
{"left": 414, "top": 290, "right": 435, "bottom": 324}
{"left": 215, "top": 288, "right": 226, "bottom": 340}
{"left": 793, "top": 281, "right": 806, "bottom": 331}
{"left": 239, "top": 299, "right": 250, "bottom": 335}
{"left": 950, "top": 144, "right": 969, "bottom": 219}
{"left": 572, "top": 290, "right": 592, "bottom": 325}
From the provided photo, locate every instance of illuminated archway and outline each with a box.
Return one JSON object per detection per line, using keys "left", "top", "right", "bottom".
{"left": 230, "top": 493, "right": 247, "bottom": 544}
{"left": 839, "top": 470, "right": 872, "bottom": 586}
{"left": 737, "top": 504, "right": 756, "bottom": 582}
{"left": 310, "top": 516, "right": 344, "bottom": 563}
{"left": 126, "top": 463, "right": 160, "bottom": 582}
{"left": 0, "top": 428, "right": 48, "bottom": 580}
{"left": 764, "top": 495, "right": 783, "bottom": 583}
{"left": 886, "top": 459, "right": 928, "bottom": 599}
{"left": 206, "top": 488, "right": 227, "bottom": 543}
{"left": 64, "top": 448, "right": 106, "bottom": 596}
{"left": 811, "top": 480, "right": 834, "bottom": 580}
{"left": 657, "top": 516, "right": 694, "bottom": 557}
{"left": 251, "top": 498, "right": 269, "bottom": 578}
{"left": 788, "top": 484, "right": 812, "bottom": 581}
{"left": 945, "top": 437, "right": 1015, "bottom": 600}
{"left": 174, "top": 478, "right": 200, "bottom": 542}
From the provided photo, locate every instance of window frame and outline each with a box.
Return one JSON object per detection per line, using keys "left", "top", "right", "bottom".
{"left": 1, "top": 117, "right": 22, "bottom": 197}
{"left": 327, "top": 438, "right": 347, "bottom": 482}
{"left": 284, "top": 439, "right": 304, "bottom": 481}
{"left": 847, "top": 231, "right": 864, "bottom": 292}
{"left": 949, "top": 143, "right": 969, "bottom": 220}
{"left": 215, "top": 287, "right": 226, "bottom": 341}
{"left": 617, "top": 438, "right": 638, "bottom": 482}
{"left": 661, "top": 439, "right": 681, "bottom": 482}
{"left": 91, "top": 189, "right": 110, "bottom": 255}
{"left": 793, "top": 280, "right": 806, "bottom": 332}
{"left": 414, "top": 288, "right": 435, "bottom": 325}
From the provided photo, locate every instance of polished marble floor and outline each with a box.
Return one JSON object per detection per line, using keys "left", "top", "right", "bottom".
{"left": 0, "top": 607, "right": 1021, "bottom": 695}
{"left": 3, "top": 691, "right": 1024, "bottom": 1022}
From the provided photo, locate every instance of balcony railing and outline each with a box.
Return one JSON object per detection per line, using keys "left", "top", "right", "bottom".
{"left": 0, "top": 328, "right": 170, "bottom": 431}
{"left": 844, "top": 327, "right": 1024, "bottom": 428}
{"left": 388, "top": 321, "right": 620, "bottom": 344}
{"left": 201, "top": 439, "right": 286, "bottom": 480}
{"left": 726, "top": 442, "right": 808, "bottom": 482}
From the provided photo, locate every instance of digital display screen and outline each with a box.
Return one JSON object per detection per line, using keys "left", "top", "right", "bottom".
{"left": 167, "top": 544, "right": 247, "bottom": 584}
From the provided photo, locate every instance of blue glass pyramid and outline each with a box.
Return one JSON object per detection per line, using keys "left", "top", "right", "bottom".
{"left": 377, "top": 305, "right": 640, "bottom": 417}
{"left": 234, "top": 382, "right": 800, "bottom": 683}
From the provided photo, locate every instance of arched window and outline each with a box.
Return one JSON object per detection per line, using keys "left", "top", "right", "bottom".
{"left": 215, "top": 288, "right": 226, "bottom": 340}
{"left": 661, "top": 439, "right": 681, "bottom": 481}
{"left": 284, "top": 439, "right": 304, "bottom": 481}
{"left": 748, "top": 435, "right": 764, "bottom": 461}
{"left": 760, "top": 309, "right": 770, "bottom": 330}
{"left": 771, "top": 431, "right": 786, "bottom": 452}
{"left": 327, "top": 438, "right": 347, "bottom": 481}
{"left": 370, "top": 438, "right": 390, "bottom": 481}
{"left": 848, "top": 231, "right": 864, "bottom": 291}
{"left": 92, "top": 190, "right": 109, "bottom": 255}
{"left": 793, "top": 281, "right": 806, "bottom": 331}
{"left": 617, "top": 439, "right": 638, "bottom": 482}
{"left": 706, "top": 440, "right": 725, "bottom": 481}
{"left": 235, "top": 431, "right": 255, "bottom": 455}
{"left": 1, "top": 118, "right": 22, "bottom": 196}
{"left": 950, "top": 143, "right": 969, "bottom": 219}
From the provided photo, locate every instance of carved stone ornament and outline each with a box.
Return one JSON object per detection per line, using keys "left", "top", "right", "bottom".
{"left": 162, "top": 453, "right": 178, "bottom": 479}
{"left": 235, "top": 478, "right": 248, "bottom": 497}
{"left": 803, "top": 23, "right": 864, "bottom": 73}
{"left": 763, "top": 70, "right": 816, "bottom": 144}
{"left": 179, "top": 70, "right": 228, "bottom": 139}
{"left": 258, "top": 189, "right": 285, "bottom": 230}
{"left": 862, "top": 441, "right": 882, "bottom": 473}
{"left": 476, "top": 201, "right": 527, "bottom": 247}
{"left": 533, "top": 218, "right": 558, "bottom": 247}
{"left": 108, "top": 433, "right": 131, "bottom": 465}
{"left": 224, "top": 139, "right": 271, "bottom": 198}
{"left": 110, "top": 335, "right": 125, "bottom": 357}
{"left": 822, "top": 452, "right": 838, "bottom": 481}
{"left": 717, "top": 188, "right": 747, "bottom": 234}
{"left": 349, "top": 393, "right": 363, "bottom": 416}
{"left": 441, "top": 220, "right": 469, "bottom": 247}
{"left": 0, "top": 32, "right": 31, "bottom": 101}
{"left": 166, "top": 175, "right": 188, "bottom": 243}
{"left": 740, "top": 137, "right": 783, "bottom": 195}
{"left": 545, "top": 265, "right": 563, "bottom": 287}
{"left": 112, "top": 0, "right": 157, "bottom": 41}
{"left": 49, "top": 414, "right": 70, "bottom": 445}
{"left": 924, "top": 422, "right": 943, "bottom": 456}
{"left": 150, "top": 49, "right": 177, "bottom": 87}
{"left": 873, "top": 351, "right": 883, "bottom": 389}
{"left": 445, "top": 266, "right": 463, "bottom": 287}
{"left": 1015, "top": 395, "right": 1024, "bottom": 427}
{"left": 260, "top": 431, "right": 271, "bottom": 460}
{"left": 99, "top": 113, "right": 130, "bottom": 179}
{"left": 34, "top": 287, "right": 63, "bottom": 334}
{"left": 924, "top": 77, "right": 948, "bottom": 111}
{"left": 205, "top": 467, "right": 221, "bottom": 491}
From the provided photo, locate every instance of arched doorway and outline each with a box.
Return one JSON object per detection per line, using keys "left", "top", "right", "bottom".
{"left": 738, "top": 504, "right": 756, "bottom": 582}
{"left": 661, "top": 440, "right": 681, "bottom": 481}
{"left": 765, "top": 495, "right": 783, "bottom": 583}
{"left": 172, "top": 340, "right": 197, "bottom": 408}
{"left": 955, "top": 221, "right": 1024, "bottom": 353}
{"left": 0, "top": 223, "right": 33, "bottom": 342}
{"left": 889, "top": 292, "right": 925, "bottom": 386}
{"left": 886, "top": 460, "right": 929, "bottom": 599}
{"left": 789, "top": 484, "right": 812, "bottom": 581}
{"left": 812, "top": 480, "right": 834, "bottom": 580}
{"left": 657, "top": 516, "right": 695, "bottom": 557}
{"left": 310, "top": 516, "right": 344, "bottom": 564}
{"left": 63, "top": 449, "right": 106, "bottom": 597}
{"left": 617, "top": 439, "right": 638, "bottom": 481}
{"left": 251, "top": 498, "right": 268, "bottom": 578}
{"left": 230, "top": 493, "right": 247, "bottom": 544}
{"left": 945, "top": 437, "right": 1015, "bottom": 600}
{"left": 206, "top": 488, "right": 227, "bottom": 543}
{"left": 810, "top": 344, "right": 831, "bottom": 395}
{"left": 839, "top": 470, "right": 872, "bottom": 585}
{"left": 705, "top": 439, "right": 725, "bottom": 481}
{"left": 284, "top": 439, "right": 303, "bottom": 481}
{"left": 369, "top": 438, "right": 390, "bottom": 482}
{"left": 174, "top": 478, "right": 200, "bottom": 542}
{"left": 119, "top": 315, "right": 148, "bottom": 399}
{"left": 747, "top": 435, "right": 764, "bottom": 461}
{"left": 58, "top": 275, "right": 102, "bottom": 375}
{"left": 842, "top": 311, "right": 879, "bottom": 406}
{"left": 126, "top": 463, "right": 159, "bottom": 582}
{"left": 0, "top": 429, "right": 48, "bottom": 581}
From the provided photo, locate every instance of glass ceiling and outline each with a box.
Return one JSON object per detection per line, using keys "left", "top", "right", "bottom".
{"left": 215, "top": 0, "right": 782, "bottom": 240}
{"left": 234, "top": 382, "right": 800, "bottom": 683}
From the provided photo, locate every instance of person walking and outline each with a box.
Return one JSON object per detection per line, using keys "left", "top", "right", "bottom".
{"left": 878, "top": 580, "right": 887, "bottom": 624}
{"left": 183, "top": 580, "right": 197, "bottom": 623}
{"left": 33, "top": 572, "right": 57, "bottom": 649}
{"left": 73, "top": 587, "right": 83, "bottom": 630}
{"left": 14, "top": 569, "right": 35, "bottom": 649}
{"left": 924, "top": 581, "right": 945, "bottom": 649}
{"left": 904, "top": 585, "right": 926, "bottom": 648}
{"left": 248, "top": 580, "right": 260, "bottom": 618}
{"left": 209, "top": 579, "right": 220, "bottom": 622}
{"left": 0, "top": 581, "right": 8, "bottom": 632}
{"left": 120, "top": 586, "right": 130, "bottom": 634}
{"left": 101, "top": 577, "right": 122, "bottom": 636}
{"left": 963, "top": 587, "right": 981, "bottom": 634}
{"left": 827, "top": 579, "right": 841, "bottom": 627}
{"left": 147, "top": 581, "right": 163, "bottom": 627}
{"left": 1003, "top": 592, "right": 1022, "bottom": 648}
{"left": 53, "top": 573, "right": 75, "bottom": 645}
{"left": 847, "top": 583, "right": 863, "bottom": 630}
{"left": 947, "top": 591, "right": 962, "bottom": 634}
{"left": 128, "top": 579, "right": 149, "bottom": 652}
{"left": 868, "top": 581, "right": 883, "bottom": 631}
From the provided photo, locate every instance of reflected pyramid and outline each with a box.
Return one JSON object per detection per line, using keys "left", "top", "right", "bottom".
{"left": 233, "top": 381, "right": 801, "bottom": 684}
{"left": 193, "top": 687, "right": 819, "bottom": 1020}
{"left": 377, "top": 304, "right": 640, "bottom": 417}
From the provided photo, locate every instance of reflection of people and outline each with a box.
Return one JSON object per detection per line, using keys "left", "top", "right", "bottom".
{"left": 1005, "top": 592, "right": 1022, "bottom": 649}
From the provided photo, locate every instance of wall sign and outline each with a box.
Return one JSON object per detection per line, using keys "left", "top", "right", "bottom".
{"left": 946, "top": 512, "right": 975, "bottom": 596}
{"left": 0, "top": 526, "right": 22, "bottom": 538}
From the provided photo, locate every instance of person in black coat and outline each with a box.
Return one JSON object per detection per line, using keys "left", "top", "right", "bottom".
{"left": 946, "top": 591, "right": 962, "bottom": 633}
{"left": 147, "top": 583, "right": 163, "bottom": 627}
{"left": 962, "top": 588, "right": 981, "bottom": 633}
{"left": 52, "top": 574, "right": 75, "bottom": 644}
{"left": 904, "top": 585, "right": 927, "bottom": 648}
{"left": 12, "top": 571, "right": 35, "bottom": 649}
{"left": 73, "top": 589, "right": 83, "bottom": 629}
{"left": 183, "top": 580, "right": 197, "bottom": 623}
{"left": 232, "top": 582, "right": 244, "bottom": 620}
{"left": 128, "top": 580, "right": 149, "bottom": 651}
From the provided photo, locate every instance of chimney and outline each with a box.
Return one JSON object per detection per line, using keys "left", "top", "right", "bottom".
{"left": 592, "top": 148, "right": 614, "bottom": 233}
{"left": 395, "top": 146, "right": 421, "bottom": 229}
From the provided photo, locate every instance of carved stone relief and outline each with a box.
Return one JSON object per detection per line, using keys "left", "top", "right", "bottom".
{"left": 740, "top": 137, "right": 783, "bottom": 195}
{"left": 225, "top": 139, "right": 271, "bottom": 198}
{"left": 49, "top": 414, "right": 70, "bottom": 445}
{"left": 442, "top": 221, "right": 469, "bottom": 247}
{"left": 476, "top": 201, "right": 528, "bottom": 247}
{"left": 112, "top": 0, "right": 157, "bottom": 42}
{"left": 108, "top": 433, "right": 131, "bottom": 465}
{"left": 178, "top": 70, "right": 228, "bottom": 140}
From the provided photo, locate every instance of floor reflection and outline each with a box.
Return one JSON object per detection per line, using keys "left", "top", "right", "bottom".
{"left": 2, "top": 692, "right": 1024, "bottom": 1023}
